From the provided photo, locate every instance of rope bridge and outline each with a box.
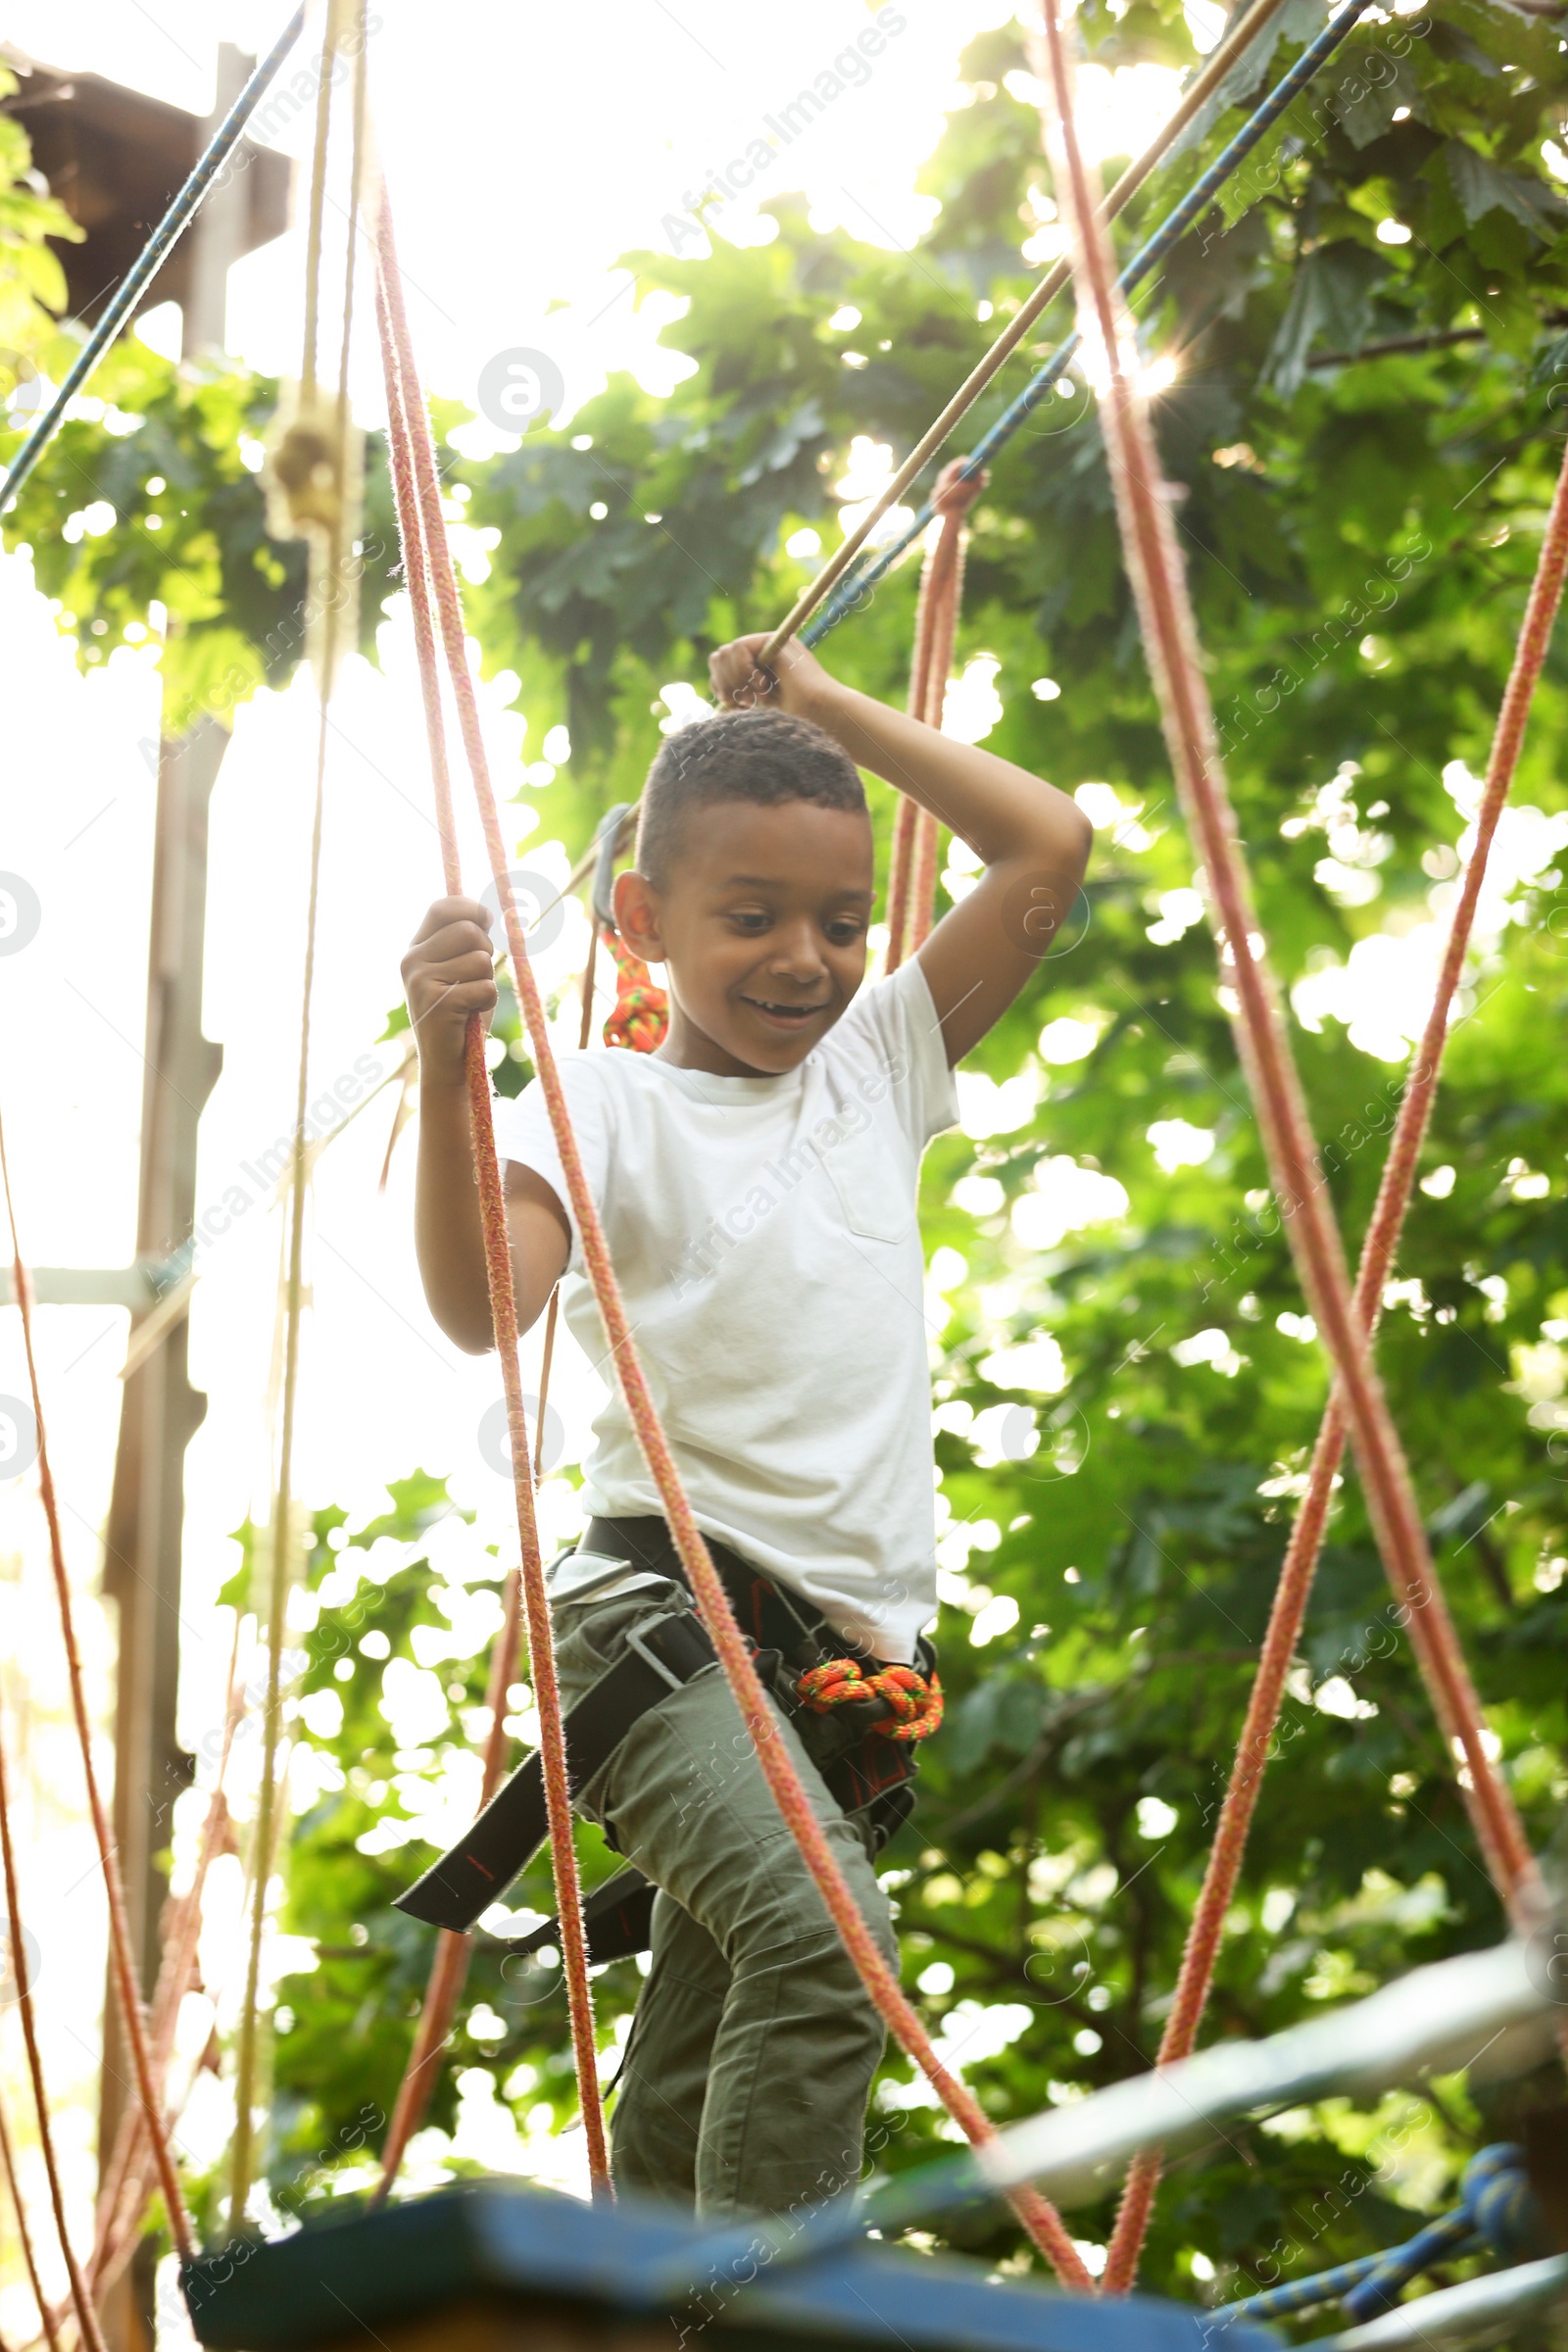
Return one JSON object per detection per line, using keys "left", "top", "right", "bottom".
{"left": 0, "top": 0, "right": 1564, "bottom": 2325}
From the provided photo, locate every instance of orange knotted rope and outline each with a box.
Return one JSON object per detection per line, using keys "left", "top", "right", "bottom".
{"left": 374, "top": 184, "right": 1090, "bottom": 2289}
{"left": 602, "top": 927, "right": 668, "bottom": 1054}
{"left": 797, "top": 1659, "right": 945, "bottom": 1744}
{"left": 886, "top": 459, "right": 986, "bottom": 971}
{"left": 1034, "top": 0, "right": 1550, "bottom": 2273}
{"left": 1102, "top": 421, "right": 1568, "bottom": 2290}
{"left": 371, "top": 220, "right": 607, "bottom": 2198}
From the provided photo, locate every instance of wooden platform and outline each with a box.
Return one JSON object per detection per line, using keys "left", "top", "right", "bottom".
{"left": 182, "top": 2183, "right": 1279, "bottom": 2352}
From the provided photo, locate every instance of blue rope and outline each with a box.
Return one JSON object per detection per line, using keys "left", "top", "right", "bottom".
{"left": 1216, "top": 2145, "right": 1540, "bottom": 2328}
{"left": 0, "top": 5, "right": 307, "bottom": 514}
{"left": 802, "top": 0, "right": 1376, "bottom": 650}
{"left": 1223, "top": 2226, "right": 1485, "bottom": 2325}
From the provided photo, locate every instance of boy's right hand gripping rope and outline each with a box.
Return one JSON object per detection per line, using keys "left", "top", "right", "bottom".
{"left": 798, "top": 1659, "right": 945, "bottom": 1743}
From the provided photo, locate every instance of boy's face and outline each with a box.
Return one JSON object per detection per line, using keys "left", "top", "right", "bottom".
{"left": 614, "top": 797, "right": 875, "bottom": 1077}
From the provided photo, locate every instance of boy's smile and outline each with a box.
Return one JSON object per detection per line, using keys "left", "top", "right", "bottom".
{"left": 613, "top": 799, "right": 875, "bottom": 1079}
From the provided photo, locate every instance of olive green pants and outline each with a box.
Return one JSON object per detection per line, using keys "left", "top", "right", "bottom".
{"left": 553, "top": 1576, "right": 897, "bottom": 2220}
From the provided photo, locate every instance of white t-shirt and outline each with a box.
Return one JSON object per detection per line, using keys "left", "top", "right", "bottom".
{"left": 491, "top": 955, "right": 957, "bottom": 1661}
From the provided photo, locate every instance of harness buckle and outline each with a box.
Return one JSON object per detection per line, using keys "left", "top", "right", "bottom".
{"left": 625, "top": 1614, "right": 704, "bottom": 1692}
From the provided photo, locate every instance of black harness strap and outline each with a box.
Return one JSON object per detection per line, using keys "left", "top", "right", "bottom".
{"left": 392, "top": 1519, "right": 928, "bottom": 1945}
{"left": 393, "top": 1608, "right": 714, "bottom": 1933}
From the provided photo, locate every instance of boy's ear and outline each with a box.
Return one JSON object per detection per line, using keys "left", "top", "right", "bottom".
{"left": 612, "top": 867, "right": 666, "bottom": 965}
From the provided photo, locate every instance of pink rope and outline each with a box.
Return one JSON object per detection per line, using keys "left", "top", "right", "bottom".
{"left": 0, "top": 1114, "right": 195, "bottom": 2267}
{"left": 92, "top": 1621, "right": 243, "bottom": 2285}
{"left": 887, "top": 461, "right": 984, "bottom": 970}
{"left": 370, "top": 249, "right": 607, "bottom": 2196}
{"left": 1102, "top": 427, "right": 1568, "bottom": 2286}
{"left": 373, "top": 188, "right": 1090, "bottom": 2286}
{"left": 0, "top": 2082, "right": 63, "bottom": 2352}
{"left": 1034, "top": 0, "right": 1542, "bottom": 2087}
{"left": 0, "top": 1682, "right": 109, "bottom": 2350}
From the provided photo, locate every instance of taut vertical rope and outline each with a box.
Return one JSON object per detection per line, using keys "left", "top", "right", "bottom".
{"left": 0, "top": 1115, "right": 194, "bottom": 2267}
{"left": 0, "top": 2080, "right": 62, "bottom": 2352}
{"left": 231, "top": 0, "right": 366, "bottom": 2230}
{"left": 371, "top": 203, "right": 609, "bottom": 2197}
{"left": 1102, "top": 426, "right": 1568, "bottom": 2289}
{"left": 375, "top": 187, "right": 1091, "bottom": 2290}
{"left": 1033, "top": 0, "right": 1541, "bottom": 1976}
{"left": 530, "top": 922, "right": 602, "bottom": 1479}
{"left": 93, "top": 1619, "right": 242, "bottom": 2287}
{"left": 885, "top": 461, "right": 984, "bottom": 972}
{"left": 0, "top": 1660, "right": 111, "bottom": 2351}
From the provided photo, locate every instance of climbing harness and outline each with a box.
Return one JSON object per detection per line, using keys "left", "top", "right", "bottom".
{"left": 399, "top": 1515, "right": 938, "bottom": 1949}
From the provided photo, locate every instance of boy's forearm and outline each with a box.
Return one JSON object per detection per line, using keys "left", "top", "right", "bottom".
{"left": 414, "top": 1076, "right": 496, "bottom": 1354}
{"left": 804, "top": 676, "right": 1088, "bottom": 872}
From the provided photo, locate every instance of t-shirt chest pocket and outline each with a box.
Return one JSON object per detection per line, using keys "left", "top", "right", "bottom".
{"left": 820, "top": 1122, "right": 913, "bottom": 1245}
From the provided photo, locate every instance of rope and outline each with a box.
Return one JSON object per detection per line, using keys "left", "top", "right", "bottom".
{"left": 1102, "top": 426, "right": 1568, "bottom": 2288}
{"left": 886, "top": 461, "right": 985, "bottom": 970}
{"left": 371, "top": 1567, "right": 524, "bottom": 2192}
{"left": 883, "top": 454, "right": 968, "bottom": 968}
{"left": 92, "top": 1619, "right": 242, "bottom": 2289}
{"left": 797, "top": 1660, "right": 945, "bottom": 1743}
{"left": 602, "top": 929, "right": 669, "bottom": 1053}
{"left": 1033, "top": 0, "right": 1544, "bottom": 2109}
{"left": 1223, "top": 2235, "right": 1482, "bottom": 2327}
{"left": 0, "top": 2082, "right": 63, "bottom": 2352}
{"left": 1220, "top": 2144, "right": 1536, "bottom": 2325}
{"left": 231, "top": 0, "right": 366, "bottom": 2231}
{"left": 486, "top": 0, "right": 1383, "bottom": 938}
{"left": 0, "top": 1114, "right": 195, "bottom": 2266}
{"left": 0, "top": 1622, "right": 111, "bottom": 2349}
{"left": 375, "top": 188, "right": 1090, "bottom": 2294}
{"left": 371, "top": 190, "right": 610, "bottom": 2198}
{"left": 528, "top": 924, "right": 602, "bottom": 1487}
{"left": 804, "top": 0, "right": 1378, "bottom": 654}
{"left": 0, "top": 4, "right": 306, "bottom": 513}
{"left": 757, "top": 0, "right": 1298, "bottom": 665}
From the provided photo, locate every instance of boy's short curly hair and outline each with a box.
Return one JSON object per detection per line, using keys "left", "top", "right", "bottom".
{"left": 636, "top": 709, "right": 867, "bottom": 890}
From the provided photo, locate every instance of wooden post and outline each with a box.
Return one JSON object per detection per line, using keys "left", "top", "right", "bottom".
{"left": 95, "top": 45, "right": 258, "bottom": 2342}
{"left": 98, "top": 714, "right": 226, "bottom": 2351}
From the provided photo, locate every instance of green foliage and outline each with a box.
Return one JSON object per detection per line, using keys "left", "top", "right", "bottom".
{"left": 43, "top": 0, "right": 1563, "bottom": 2295}
{"left": 253, "top": 1476, "right": 620, "bottom": 2223}
{"left": 0, "top": 71, "right": 80, "bottom": 387}
{"left": 0, "top": 339, "right": 399, "bottom": 733}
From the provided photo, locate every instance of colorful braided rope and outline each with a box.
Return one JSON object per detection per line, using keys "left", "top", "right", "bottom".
{"left": 602, "top": 928, "right": 668, "bottom": 1054}
{"left": 797, "top": 1659, "right": 945, "bottom": 1743}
